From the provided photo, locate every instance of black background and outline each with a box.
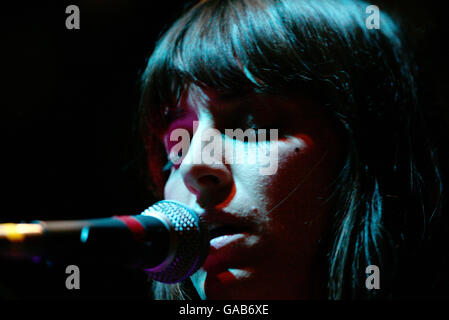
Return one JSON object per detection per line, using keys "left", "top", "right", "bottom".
{"left": 0, "top": 1, "right": 447, "bottom": 299}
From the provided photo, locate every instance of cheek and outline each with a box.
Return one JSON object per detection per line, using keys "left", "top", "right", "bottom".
{"left": 229, "top": 134, "right": 328, "bottom": 213}
{"left": 271, "top": 130, "right": 340, "bottom": 202}
{"left": 163, "top": 174, "right": 175, "bottom": 199}
{"left": 163, "top": 172, "right": 187, "bottom": 201}
{"left": 262, "top": 133, "right": 339, "bottom": 235}
{"left": 265, "top": 135, "right": 317, "bottom": 203}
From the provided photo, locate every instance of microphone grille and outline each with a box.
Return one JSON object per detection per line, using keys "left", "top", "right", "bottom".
{"left": 141, "top": 200, "right": 209, "bottom": 283}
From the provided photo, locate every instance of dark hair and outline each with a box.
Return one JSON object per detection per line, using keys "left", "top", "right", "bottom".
{"left": 139, "top": 0, "right": 447, "bottom": 299}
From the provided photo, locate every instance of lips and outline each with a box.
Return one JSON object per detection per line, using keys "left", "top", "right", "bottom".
{"left": 203, "top": 234, "right": 250, "bottom": 272}
{"left": 198, "top": 209, "right": 259, "bottom": 273}
{"left": 208, "top": 225, "right": 249, "bottom": 240}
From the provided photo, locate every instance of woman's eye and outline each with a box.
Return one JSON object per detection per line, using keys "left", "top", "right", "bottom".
{"left": 162, "top": 159, "right": 174, "bottom": 172}
{"left": 245, "top": 113, "right": 272, "bottom": 134}
{"left": 163, "top": 147, "right": 185, "bottom": 172}
{"left": 162, "top": 109, "right": 197, "bottom": 149}
{"left": 247, "top": 114, "right": 274, "bottom": 134}
{"left": 246, "top": 113, "right": 258, "bottom": 130}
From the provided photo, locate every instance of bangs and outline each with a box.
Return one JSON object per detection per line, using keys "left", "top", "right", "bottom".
{"left": 140, "top": 0, "right": 400, "bottom": 132}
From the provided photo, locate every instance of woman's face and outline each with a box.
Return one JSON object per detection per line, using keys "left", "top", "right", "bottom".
{"left": 161, "top": 84, "right": 342, "bottom": 299}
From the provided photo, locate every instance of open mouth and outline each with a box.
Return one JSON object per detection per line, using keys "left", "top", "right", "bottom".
{"left": 209, "top": 225, "right": 248, "bottom": 240}
{"left": 203, "top": 225, "right": 255, "bottom": 273}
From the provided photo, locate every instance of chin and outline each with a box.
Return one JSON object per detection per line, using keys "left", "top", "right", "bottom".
{"left": 201, "top": 268, "right": 303, "bottom": 300}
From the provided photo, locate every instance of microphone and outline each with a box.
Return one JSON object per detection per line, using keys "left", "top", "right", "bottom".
{"left": 0, "top": 200, "right": 210, "bottom": 283}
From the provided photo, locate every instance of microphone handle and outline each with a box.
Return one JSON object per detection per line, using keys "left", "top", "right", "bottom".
{"left": 0, "top": 215, "right": 170, "bottom": 269}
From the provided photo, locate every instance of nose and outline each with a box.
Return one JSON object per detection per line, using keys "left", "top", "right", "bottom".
{"left": 179, "top": 122, "right": 234, "bottom": 209}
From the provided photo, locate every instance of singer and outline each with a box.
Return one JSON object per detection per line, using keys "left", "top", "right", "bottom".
{"left": 138, "top": 0, "right": 448, "bottom": 299}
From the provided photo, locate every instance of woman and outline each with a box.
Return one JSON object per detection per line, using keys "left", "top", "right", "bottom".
{"left": 138, "top": 0, "right": 447, "bottom": 299}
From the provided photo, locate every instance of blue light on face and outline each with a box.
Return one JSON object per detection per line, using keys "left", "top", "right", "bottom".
{"left": 80, "top": 226, "right": 90, "bottom": 243}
